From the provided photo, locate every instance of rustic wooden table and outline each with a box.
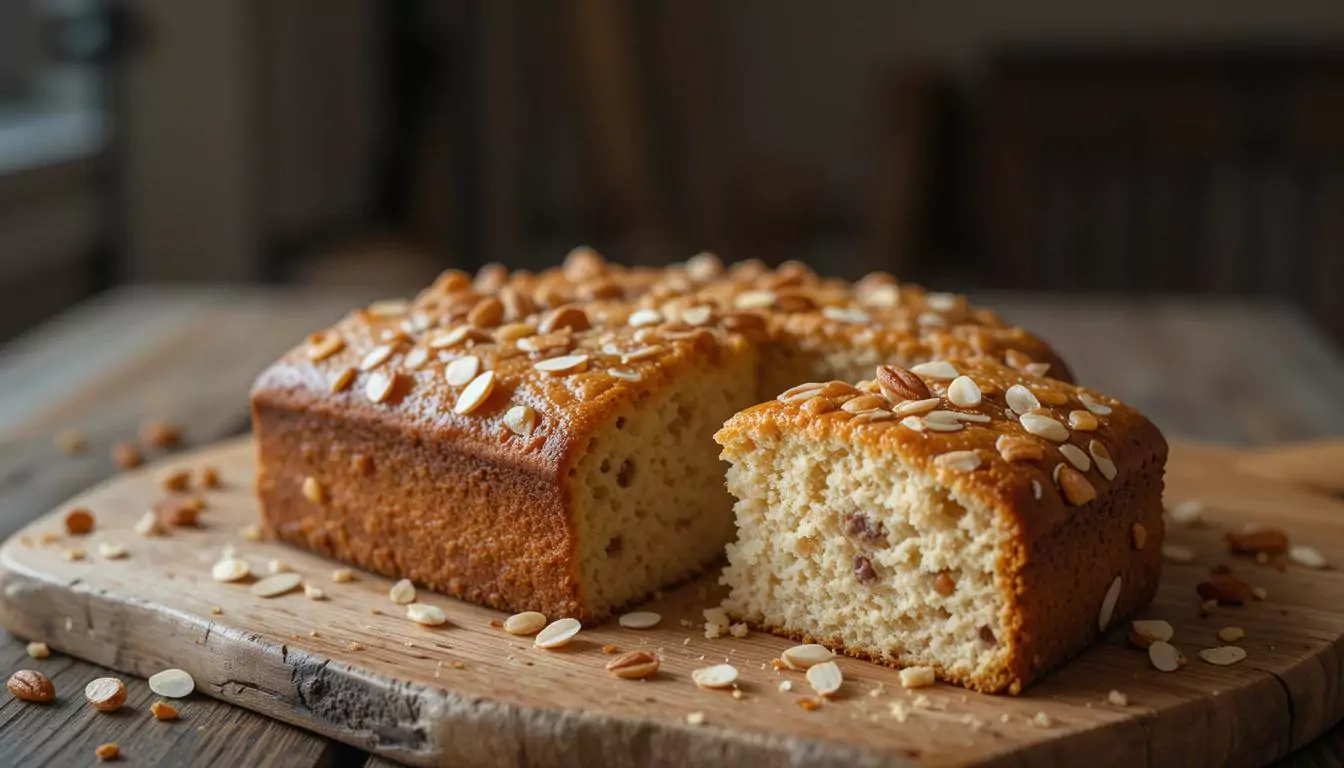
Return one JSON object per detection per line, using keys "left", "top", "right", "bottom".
{"left": 1, "top": 285, "right": 1342, "bottom": 767}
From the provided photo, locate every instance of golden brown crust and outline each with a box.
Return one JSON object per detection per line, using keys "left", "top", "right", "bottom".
{"left": 251, "top": 251, "right": 1076, "bottom": 620}
{"left": 714, "top": 358, "right": 1167, "bottom": 693}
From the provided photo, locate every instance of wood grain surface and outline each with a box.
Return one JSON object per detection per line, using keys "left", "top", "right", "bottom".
{"left": 1, "top": 437, "right": 1343, "bottom": 767}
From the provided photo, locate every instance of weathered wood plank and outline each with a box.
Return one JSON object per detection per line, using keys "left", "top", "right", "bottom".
{"left": 4, "top": 438, "right": 1344, "bottom": 767}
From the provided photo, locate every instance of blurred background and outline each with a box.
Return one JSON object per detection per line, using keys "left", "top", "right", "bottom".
{"left": 4, "top": 0, "right": 1344, "bottom": 344}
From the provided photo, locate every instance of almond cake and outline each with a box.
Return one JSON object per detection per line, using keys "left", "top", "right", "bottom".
{"left": 251, "top": 249, "right": 1079, "bottom": 621}
{"left": 714, "top": 359, "right": 1168, "bottom": 693}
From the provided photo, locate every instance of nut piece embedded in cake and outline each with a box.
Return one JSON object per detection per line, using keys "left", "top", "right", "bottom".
{"left": 714, "top": 358, "right": 1167, "bottom": 694}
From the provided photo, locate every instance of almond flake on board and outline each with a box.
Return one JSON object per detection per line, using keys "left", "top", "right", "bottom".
{"left": 504, "top": 611, "right": 547, "bottom": 636}
{"left": 781, "top": 644, "right": 834, "bottom": 670}
{"left": 691, "top": 664, "right": 739, "bottom": 690}
{"left": 534, "top": 618, "right": 581, "bottom": 649}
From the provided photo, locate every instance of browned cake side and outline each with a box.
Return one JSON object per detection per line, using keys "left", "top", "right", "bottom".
{"left": 714, "top": 358, "right": 1167, "bottom": 693}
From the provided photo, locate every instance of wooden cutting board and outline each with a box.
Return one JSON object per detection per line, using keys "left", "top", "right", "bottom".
{"left": 1, "top": 437, "right": 1342, "bottom": 768}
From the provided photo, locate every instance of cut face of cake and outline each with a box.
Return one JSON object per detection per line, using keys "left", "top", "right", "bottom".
{"left": 251, "top": 249, "right": 1074, "bottom": 622}
{"left": 714, "top": 359, "right": 1168, "bottom": 693}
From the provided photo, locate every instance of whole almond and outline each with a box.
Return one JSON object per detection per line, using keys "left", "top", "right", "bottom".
{"left": 7, "top": 670, "right": 55, "bottom": 702}
{"left": 605, "top": 650, "right": 660, "bottom": 679}
{"left": 1225, "top": 528, "right": 1288, "bottom": 556}
{"left": 876, "top": 365, "right": 932, "bottom": 402}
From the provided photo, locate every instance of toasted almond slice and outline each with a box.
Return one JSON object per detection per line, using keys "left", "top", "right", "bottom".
{"left": 303, "top": 584, "right": 325, "bottom": 600}
{"left": 899, "top": 666, "right": 936, "bottom": 689}
{"left": 1006, "top": 384, "right": 1041, "bottom": 415}
{"left": 822, "top": 306, "right": 870, "bottom": 324}
{"left": 934, "top": 450, "right": 982, "bottom": 473}
{"left": 403, "top": 347, "right": 431, "bottom": 370}
{"left": 389, "top": 579, "right": 417, "bottom": 605}
{"left": 1098, "top": 576, "right": 1122, "bottom": 631}
{"left": 307, "top": 335, "right": 345, "bottom": 361}
{"left": 1132, "top": 523, "right": 1147, "bottom": 550}
{"left": 1148, "top": 640, "right": 1183, "bottom": 672}
{"left": 806, "top": 660, "right": 844, "bottom": 697}
{"left": 618, "top": 611, "right": 662, "bottom": 629}
{"left": 329, "top": 366, "right": 357, "bottom": 393}
{"left": 691, "top": 664, "right": 739, "bottom": 689}
{"left": 622, "top": 345, "right": 664, "bottom": 364}
{"left": 1218, "top": 626, "right": 1245, "bottom": 643}
{"left": 781, "top": 643, "right": 834, "bottom": 670}
{"left": 899, "top": 416, "right": 926, "bottom": 432}
{"left": 365, "top": 372, "right": 396, "bottom": 403}
{"left": 211, "top": 558, "right": 251, "bottom": 583}
{"left": 627, "top": 308, "right": 664, "bottom": 327}
{"left": 1080, "top": 393, "right": 1113, "bottom": 415}
{"left": 1068, "top": 410, "right": 1099, "bottom": 431}
{"left": 407, "top": 603, "right": 448, "bottom": 626}
{"left": 891, "top": 398, "right": 940, "bottom": 417}
{"left": 1129, "top": 619, "right": 1174, "bottom": 648}
{"left": 445, "top": 355, "right": 481, "bottom": 387}
{"left": 504, "top": 405, "right": 537, "bottom": 437}
{"left": 1198, "top": 646, "right": 1247, "bottom": 666}
{"left": 1289, "top": 545, "right": 1328, "bottom": 569}
{"left": 534, "top": 354, "right": 589, "bottom": 375}
{"left": 910, "top": 361, "right": 958, "bottom": 381}
{"left": 1059, "top": 444, "right": 1092, "bottom": 472}
{"left": 535, "top": 617, "right": 581, "bottom": 649}
{"left": 98, "top": 542, "right": 127, "bottom": 559}
{"left": 734, "top": 290, "right": 776, "bottom": 310}
{"left": 504, "top": 611, "right": 547, "bottom": 636}
{"left": 1020, "top": 413, "right": 1068, "bottom": 442}
{"left": 148, "top": 668, "right": 195, "bottom": 698}
{"left": 454, "top": 370, "right": 496, "bottom": 414}
{"left": 359, "top": 344, "right": 395, "bottom": 371}
{"left": 1090, "top": 440, "right": 1118, "bottom": 480}
{"left": 946, "top": 376, "right": 983, "bottom": 408}
{"left": 331, "top": 568, "right": 354, "bottom": 583}
{"left": 250, "top": 572, "right": 302, "bottom": 598}
{"left": 606, "top": 650, "right": 660, "bottom": 679}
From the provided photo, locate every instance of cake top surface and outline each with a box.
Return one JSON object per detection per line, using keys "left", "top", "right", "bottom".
{"left": 715, "top": 357, "right": 1167, "bottom": 540}
{"left": 253, "top": 249, "right": 1071, "bottom": 466}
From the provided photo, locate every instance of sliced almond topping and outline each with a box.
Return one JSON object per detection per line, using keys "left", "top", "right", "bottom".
{"left": 302, "top": 476, "right": 325, "bottom": 503}
{"left": 1090, "top": 440, "right": 1117, "bottom": 480}
{"left": 1289, "top": 545, "right": 1328, "bottom": 569}
{"left": 1079, "top": 393, "right": 1113, "bottom": 415}
{"left": 445, "top": 355, "right": 481, "bottom": 387}
{"left": 1218, "top": 626, "right": 1245, "bottom": 643}
{"left": 806, "top": 661, "right": 844, "bottom": 697}
{"left": 996, "top": 435, "right": 1045, "bottom": 462}
{"left": 1198, "top": 646, "right": 1247, "bottom": 666}
{"left": 389, "top": 579, "right": 417, "bottom": 605}
{"left": 934, "top": 450, "right": 982, "bottom": 473}
{"left": 822, "top": 306, "right": 870, "bottom": 324}
{"left": 407, "top": 603, "right": 448, "bottom": 626}
{"left": 946, "top": 376, "right": 983, "bottom": 408}
{"left": 617, "top": 612, "right": 662, "bottom": 629}
{"left": 781, "top": 644, "right": 834, "bottom": 670}
{"left": 627, "top": 308, "right": 664, "bottom": 327}
{"left": 250, "top": 572, "right": 302, "bottom": 598}
{"left": 504, "top": 405, "right": 537, "bottom": 437}
{"left": 1129, "top": 619, "right": 1174, "bottom": 648}
{"left": 900, "top": 416, "right": 927, "bottom": 432}
{"left": 910, "top": 361, "right": 958, "bottom": 381}
{"left": 1068, "top": 410, "right": 1099, "bottom": 431}
{"left": 898, "top": 666, "right": 936, "bottom": 689}
{"left": 891, "top": 397, "right": 940, "bottom": 417}
{"left": 1059, "top": 444, "right": 1092, "bottom": 472}
{"left": 1148, "top": 640, "right": 1184, "bottom": 672}
{"left": 329, "top": 366, "right": 357, "bottom": 393}
{"left": 307, "top": 335, "right": 346, "bottom": 361}
{"left": 691, "top": 664, "right": 739, "bottom": 690}
{"left": 622, "top": 345, "right": 664, "bottom": 364}
{"left": 733, "top": 290, "right": 776, "bottom": 310}
{"left": 1019, "top": 413, "right": 1068, "bottom": 442}
{"left": 364, "top": 372, "right": 396, "bottom": 403}
{"left": 403, "top": 347, "right": 431, "bottom": 370}
{"left": 841, "top": 394, "right": 889, "bottom": 413}
{"left": 534, "top": 354, "right": 589, "bottom": 375}
{"left": 1057, "top": 465, "right": 1096, "bottom": 505}
{"left": 1132, "top": 523, "right": 1147, "bottom": 550}
{"left": 359, "top": 344, "right": 395, "bottom": 371}
{"left": 538, "top": 305, "right": 590, "bottom": 334}
{"left": 211, "top": 558, "right": 250, "bottom": 583}
{"left": 1006, "top": 384, "right": 1041, "bottom": 415}
{"left": 504, "top": 611, "right": 547, "bottom": 636}
{"left": 1098, "top": 576, "right": 1122, "bottom": 631}
{"left": 681, "top": 306, "right": 714, "bottom": 326}
{"left": 534, "top": 617, "right": 581, "bottom": 649}
{"left": 454, "top": 370, "right": 497, "bottom": 414}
